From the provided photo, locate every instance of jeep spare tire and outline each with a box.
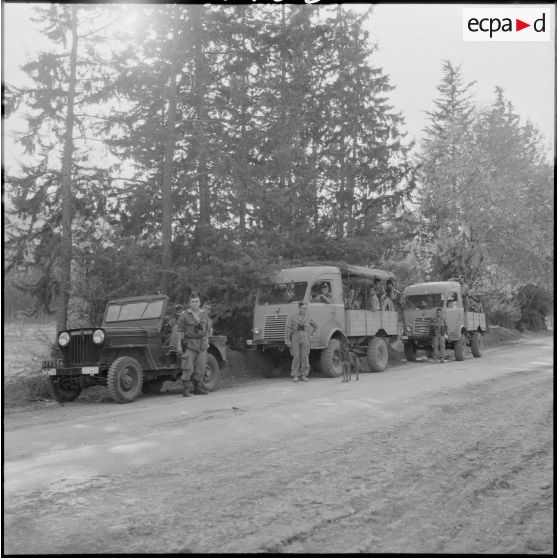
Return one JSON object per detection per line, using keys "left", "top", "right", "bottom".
{"left": 107, "top": 356, "right": 143, "bottom": 403}
{"left": 202, "top": 353, "right": 222, "bottom": 392}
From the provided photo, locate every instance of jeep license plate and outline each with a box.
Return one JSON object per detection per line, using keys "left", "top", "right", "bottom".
{"left": 43, "top": 368, "right": 57, "bottom": 376}
{"left": 81, "top": 366, "right": 99, "bottom": 375}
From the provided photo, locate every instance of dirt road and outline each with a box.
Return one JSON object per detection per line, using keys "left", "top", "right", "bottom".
{"left": 3, "top": 337, "right": 554, "bottom": 554}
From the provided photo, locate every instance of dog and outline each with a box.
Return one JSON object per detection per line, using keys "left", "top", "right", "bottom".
{"left": 341, "top": 343, "right": 359, "bottom": 383}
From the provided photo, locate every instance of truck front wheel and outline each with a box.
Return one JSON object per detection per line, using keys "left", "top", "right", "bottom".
{"left": 404, "top": 342, "right": 417, "bottom": 362}
{"left": 320, "top": 339, "right": 343, "bottom": 377}
{"left": 47, "top": 378, "right": 81, "bottom": 403}
{"left": 107, "top": 356, "right": 143, "bottom": 403}
{"left": 202, "top": 354, "right": 222, "bottom": 391}
{"left": 454, "top": 333, "right": 467, "bottom": 361}
{"left": 367, "top": 337, "right": 389, "bottom": 372}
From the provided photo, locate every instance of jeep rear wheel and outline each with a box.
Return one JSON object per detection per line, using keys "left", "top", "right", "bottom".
{"left": 404, "top": 342, "right": 417, "bottom": 362}
{"left": 107, "top": 356, "right": 143, "bottom": 403}
{"left": 202, "top": 354, "right": 222, "bottom": 392}
{"left": 454, "top": 333, "right": 467, "bottom": 361}
{"left": 471, "top": 332, "right": 483, "bottom": 357}
{"left": 142, "top": 379, "right": 165, "bottom": 394}
{"left": 47, "top": 378, "right": 81, "bottom": 403}
{"left": 320, "top": 338, "right": 343, "bottom": 378}
{"left": 367, "top": 337, "right": 388, "bottom": 372}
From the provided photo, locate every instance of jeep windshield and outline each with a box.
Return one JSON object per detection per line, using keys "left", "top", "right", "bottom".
{"left": 105, "top": 299, "right": 165, "bottom": 322}
{"left": 257, "top": 282, "right": 308, "bottom": 305}
{"left": 404, "top": 293, "right": 444, "bottom": 310}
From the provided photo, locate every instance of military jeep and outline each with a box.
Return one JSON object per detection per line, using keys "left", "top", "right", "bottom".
{"left": 42, "top": 294, "right": 227, "bottom": 403}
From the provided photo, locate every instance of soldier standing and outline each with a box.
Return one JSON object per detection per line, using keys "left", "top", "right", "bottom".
{"left": 286, "top": 302, "right": 317, "bottom": 382}
{"left": 176, "top": 292, "right": 212, "bottom": 397}
{"left": 430, "top": 307, "right": 449, "bottom": 364}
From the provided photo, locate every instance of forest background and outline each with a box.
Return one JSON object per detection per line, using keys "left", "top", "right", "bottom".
{"left": 3, "top": 3, "right": 554, "bottom": 348}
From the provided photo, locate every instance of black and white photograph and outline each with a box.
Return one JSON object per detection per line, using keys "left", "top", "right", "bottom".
{"left": 3, "top": 1, "right": 555, "bottom": 553}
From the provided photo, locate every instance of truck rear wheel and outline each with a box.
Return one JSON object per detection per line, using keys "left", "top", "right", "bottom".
{"left": 367, "top": 337, "right": 388, "bottom": 372}
{"left": 47, "top": 378, "right": 81, "bottom": 403}
{"left": 202, "top": 354, "right": 222, "bottom": 391}
{"left": 320, "top": 338, "right": 343, "bottom": 377}
{"left": 404, "top": 342, "right": 417, "bottom": 362}
{"left": 107, "top": 356, "right": 143, "bottom": 403}
{"left": 454, "top": 333, "right": 467, "bottom": 361}
{"left": 471, "top": 332, "right": 483, "bottom": 358}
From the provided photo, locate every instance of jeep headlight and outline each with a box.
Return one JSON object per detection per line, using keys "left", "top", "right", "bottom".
{"left": 252, "top": 327, "right": 261, "bottom": 336}
{"left": 93, "top": 329, "right": 105, "bottom": 344}
{"left": 405, "top": 325, "right": 412, "bottom": 332}
{"left": 58, "top": 332, "right": 70, "bottom": 347}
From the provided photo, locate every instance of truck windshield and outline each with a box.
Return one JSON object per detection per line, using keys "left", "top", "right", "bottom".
{"left": 405, "top": 293, "right": 444, "bottom": 310}
{"left": 257, "top": 282, "right": 308, "bottom": 305}
{"left": 105, "top": 299, "right": 165, "bottom": 322}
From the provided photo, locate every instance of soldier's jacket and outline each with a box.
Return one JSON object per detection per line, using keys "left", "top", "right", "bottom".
{"left": 177, "top": 308, "right": 212, "bottom": 351}
{"left": 286, "top": 314, "right": 317, "bottom": 341}
{"left": 430, "top": 316, "right": 448, "bottom": 337}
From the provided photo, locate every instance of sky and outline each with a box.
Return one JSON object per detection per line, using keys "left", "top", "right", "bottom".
{"left": 2, "top": 2, "right": 556, "bottom": 165}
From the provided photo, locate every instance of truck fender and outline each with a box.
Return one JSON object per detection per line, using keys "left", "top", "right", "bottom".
{"left": 318, "top": 322, "right": 345, "bottom": 349}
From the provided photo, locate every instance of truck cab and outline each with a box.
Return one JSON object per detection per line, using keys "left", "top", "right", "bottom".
{"left": 401, "top": 281, "right": 486, "bottom": 362}
{"left": 247, "top": 263, "right": 399, "bottom": 377}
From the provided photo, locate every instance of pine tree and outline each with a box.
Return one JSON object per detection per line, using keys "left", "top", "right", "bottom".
{"left": 5, "top": 4, "right": 116, "bottom": 328}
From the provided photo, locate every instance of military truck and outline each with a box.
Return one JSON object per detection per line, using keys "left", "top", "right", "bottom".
{"left": 42, "top": 294, "right": 227, "bottom": 403}
{"left": 400, "top": 281, "right": 487, "bottom": 362}
{"left": 247, "top": 263, "right": 399, "bottom": 377}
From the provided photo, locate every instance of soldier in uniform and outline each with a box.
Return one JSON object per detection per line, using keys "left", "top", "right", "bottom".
{"left": 176, "top": 292, "right": 212, "bottom": 397}
{"left": 286, "top": 302, "right": 317, "bottom": 382}
{"left": 430, "top": 307, "right": 449, "bottom": 363}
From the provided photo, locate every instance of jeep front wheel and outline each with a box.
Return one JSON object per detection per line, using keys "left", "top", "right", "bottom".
{"left": 107, "top": 356, "right": 143, "bottom": 403}
{"left": 202, "top": 354, "right": 222, "bottom": 392}
{"left": 47, "top": 378, "right": 81, "bottom": 403}
{"left": 320, "top": 338, "right": 343, "bottom": 377}
{"left": 367, "top": 337, "right": 388, "bottom": 372}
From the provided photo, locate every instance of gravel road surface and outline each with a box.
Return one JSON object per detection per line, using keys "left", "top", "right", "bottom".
{"left": 3, "top": 337, "right": 554, "bottom": 554}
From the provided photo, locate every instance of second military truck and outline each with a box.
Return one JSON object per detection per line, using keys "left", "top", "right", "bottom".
{"left": 400, "top": 280, "right": 487, "bottom": 362}
{"left": 247, "top": 263, "right": 399, "bottom": 377}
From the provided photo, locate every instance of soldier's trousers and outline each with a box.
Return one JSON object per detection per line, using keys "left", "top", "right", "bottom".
{"left": 181, "top": 348, "right": 207, "bottom": 382}
{"left": 291, "top": 332, "right": 310, "bottom": 377}
{"left": 432, "top": 335, "right": 445, "bottom": 361}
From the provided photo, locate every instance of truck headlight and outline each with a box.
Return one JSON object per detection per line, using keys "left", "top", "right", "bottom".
{"left": 405, "top": 325, "right": 412, "bottom": 332}
{"left": 252, "top": 327, "right": 261, "bottom": 335}
{"left": 93, "top": 329, "right": 105, "bottom": 344}
{"left": 58, "top": 332, "right": 70, "bottom": 347}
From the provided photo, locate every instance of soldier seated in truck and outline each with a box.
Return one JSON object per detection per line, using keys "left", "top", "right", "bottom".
{"left": 312, "top": 282, "right": 333, "bottom": 304}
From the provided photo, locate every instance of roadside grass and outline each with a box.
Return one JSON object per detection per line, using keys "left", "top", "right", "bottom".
{"left": 2, "top": 320, "right": 548, "bottom": 408}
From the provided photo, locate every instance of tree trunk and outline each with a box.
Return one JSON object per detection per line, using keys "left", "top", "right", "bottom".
{"left": 56, "top": 5, "right": 78, "bottom": 332}
{"left": 161, "top": 15, "right": 181, "bottom": 295}
{"left": 191, "top": 5, "right": 210, "bottom": 228}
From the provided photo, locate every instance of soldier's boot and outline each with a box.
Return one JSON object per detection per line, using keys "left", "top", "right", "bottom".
{"left": 182, "top": 380, "right": 192, "bottom": 397}
{"left": 192, "top": 379, "right": 209, "bottom": 395}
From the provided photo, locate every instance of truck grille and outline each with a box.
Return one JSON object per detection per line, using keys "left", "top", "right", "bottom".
{"left": 413, "top": 317, "right": 431, "bottom": 336}
{"left": 64, "top": 332, "right": 99, "bottom": 366}
{"left": 264, "top": 314, "right": 288, "bottom": 341}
